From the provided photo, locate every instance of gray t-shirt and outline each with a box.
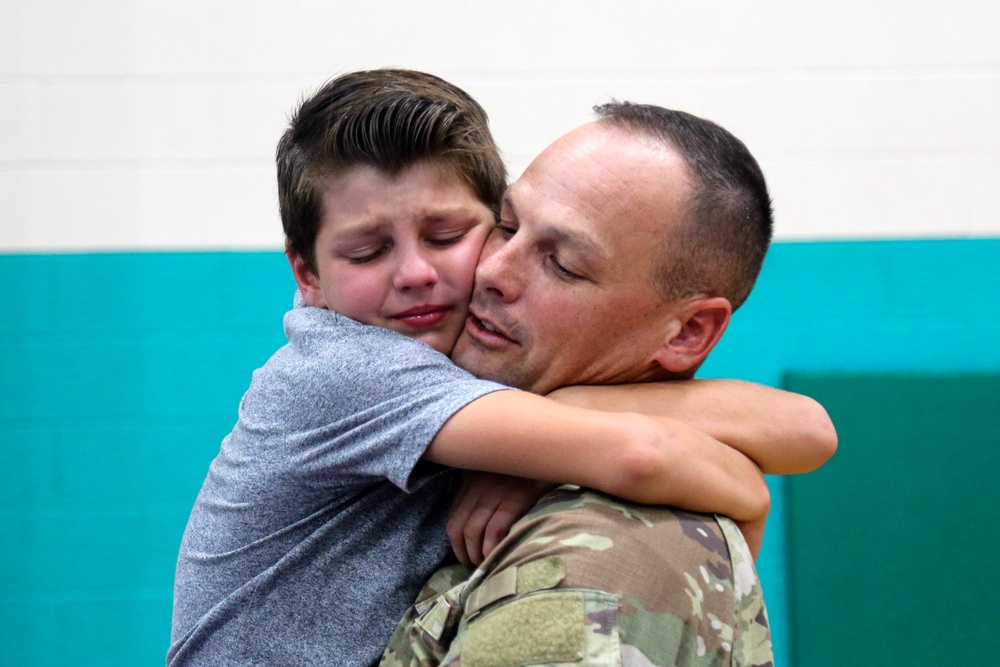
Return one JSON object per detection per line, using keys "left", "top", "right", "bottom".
{"left": 169, "top": 297, "right": 507, "bottom": 666}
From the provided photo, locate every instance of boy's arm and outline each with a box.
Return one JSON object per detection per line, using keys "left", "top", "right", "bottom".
{"left": 438, "top": 379, "right": 834, "bottom": 564}
{"left": 447, "top": 469, "right": 768, "bottom": 564}
{"left": 424, "top": 390, "right": 769, "bottom": 521}
{"left": 546, "top": 379, "right": 838, "bottom": 475}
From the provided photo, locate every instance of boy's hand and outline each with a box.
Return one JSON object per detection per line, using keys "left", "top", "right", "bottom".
{"left": 447, "top": 472, "right": 555, "bottom": 565}
{"left": 736, "top": 513, "right": 768, "bottom": 560}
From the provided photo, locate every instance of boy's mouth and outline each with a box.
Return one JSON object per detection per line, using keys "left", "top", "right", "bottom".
{"left": 392, "top": 305, "right": 452, "bottom": 328}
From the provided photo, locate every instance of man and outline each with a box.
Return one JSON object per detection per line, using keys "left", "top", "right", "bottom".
{"left": 381, "top": 101, "right": 823, "bottom": 666}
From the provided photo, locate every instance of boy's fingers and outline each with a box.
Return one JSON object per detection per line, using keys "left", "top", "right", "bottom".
{"left": 448, "top": 502, "right": 498, "bottom": 565}
{"left": 447, "top": 475, "right": 497, "bottom": 564}
{"left": 482, "top": 505, "right": 520, "bottom": 559}
{"left": 461, "top": 506, "right": 496, "bottom": 565}
{"left": 447, "top": 472, "right": 555, "bottom": 564}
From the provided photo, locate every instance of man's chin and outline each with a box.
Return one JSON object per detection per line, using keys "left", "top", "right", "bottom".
{"left": 452, "top": 333, "right": 516, "bottom": 384}
{"left": 451, "top": 333, "right": 488, "bottom": 373}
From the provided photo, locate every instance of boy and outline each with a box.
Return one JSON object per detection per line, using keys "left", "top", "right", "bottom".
{"left": 169, "top": 69, "right": 832, "bottom": 666}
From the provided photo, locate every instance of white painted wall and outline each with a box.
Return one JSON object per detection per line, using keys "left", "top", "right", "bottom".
{"left": 2, "top": 1, "right": 998, "bottom": 251}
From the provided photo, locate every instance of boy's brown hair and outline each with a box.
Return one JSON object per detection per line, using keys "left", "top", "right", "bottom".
{"left": 277, "top": 69, "right": 507, "bottom": 272}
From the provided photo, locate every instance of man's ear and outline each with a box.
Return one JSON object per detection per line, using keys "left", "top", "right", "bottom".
{"left": 286, "top": 242, "right": 326, "bottom": 308}
{"left": 652, "top": 296, "right": 732, "bottom": 375}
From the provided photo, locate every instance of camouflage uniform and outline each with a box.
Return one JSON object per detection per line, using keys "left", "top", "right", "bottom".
{"left": 381, "top": 486, "right": 773, "bottom": 667}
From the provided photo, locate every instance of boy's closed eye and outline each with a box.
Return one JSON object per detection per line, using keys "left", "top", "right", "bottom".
{"left": 343, "top": 244, "right": 390, "bottom": 264}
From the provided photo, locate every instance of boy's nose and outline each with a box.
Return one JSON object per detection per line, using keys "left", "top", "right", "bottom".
{"left": 393, "top": 251, "right": 438, "bottom": 290}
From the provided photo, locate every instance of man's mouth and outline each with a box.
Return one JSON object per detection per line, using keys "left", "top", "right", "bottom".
{"left": 465, "top": 312, "right": 517, "bottom": 346}
{"left": 392, "top": 305, "right": 451, "bottom": 328}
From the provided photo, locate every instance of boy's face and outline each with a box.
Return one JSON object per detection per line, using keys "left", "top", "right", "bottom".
{"left": 290, "top": 161, "right": 495, "bottom": 355}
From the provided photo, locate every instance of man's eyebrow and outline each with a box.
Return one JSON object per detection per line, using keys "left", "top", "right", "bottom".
{"left": 503, "top": 191, "right": 607, "bottom": 263}
{"left": 545, "top": 226, "right": 607, "bottom": 264}
{"left": 500, "top": 191, "right": 516, "bottom": 219}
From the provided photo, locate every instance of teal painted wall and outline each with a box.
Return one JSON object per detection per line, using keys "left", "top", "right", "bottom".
{"left": 700, "top": 238, "right": 1000, "bottom": 663}
{"left": 0, "top": 252, "right": 294, "bottom": 665}
{"left": 2, "top": 239, "right": 998, "bottom": 665}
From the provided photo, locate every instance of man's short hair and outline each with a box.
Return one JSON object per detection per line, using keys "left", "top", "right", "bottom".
{"left": 594, "top": 102, "right": 773, "bottom": 311}
{"left": 278, "top": 68, "right": 507, "bottom": 272}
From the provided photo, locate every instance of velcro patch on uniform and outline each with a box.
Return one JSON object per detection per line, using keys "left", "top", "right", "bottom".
{"left": 466, "top": 557, "right": 567, "bottom": 617}
{"left": 413, "top": 596, "right": 455, "bottom": 642}
{"left": 516, "top": 556, "right": 566, "bottom": 595}
{"left": 462, "top": 592, "right": 586, "bottom": 667}
{"left": 466, "top": 566, "right": 518, "bottom": 616}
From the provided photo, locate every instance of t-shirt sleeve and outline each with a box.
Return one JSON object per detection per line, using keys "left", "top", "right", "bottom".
{"left": 237, "top": 315, "right": 509, "bottom": 494}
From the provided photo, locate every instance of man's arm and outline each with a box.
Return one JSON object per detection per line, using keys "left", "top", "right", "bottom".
{"left": 546, "top": 379, "right": 838, "bottom": 475}
{"left": 425, "top": 390, "right": 769, "bottom": 521}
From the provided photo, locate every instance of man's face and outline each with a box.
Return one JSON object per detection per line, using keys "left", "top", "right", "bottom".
{"left": 452, "top": 123, "right": 692, "bottom": 394}
{"left": 293, "top": 161, "right": 494, "bottom": 355}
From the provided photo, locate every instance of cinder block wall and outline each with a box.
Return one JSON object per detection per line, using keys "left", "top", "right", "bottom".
{"left": 4, "top": 2, "right": 997, "bottom": 250}
{"left": 2, "top": 3, "right": 998, "bottom": 665}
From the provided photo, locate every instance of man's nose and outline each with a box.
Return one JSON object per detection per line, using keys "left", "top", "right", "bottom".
{"left": 393, "top": 250, "right": 438, "bottom": 290}
{"left": 475, "top": 234, "right": 519, "bottom": 302}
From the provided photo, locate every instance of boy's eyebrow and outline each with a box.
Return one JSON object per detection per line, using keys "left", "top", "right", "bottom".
{"left": 420, "top": 208, "right": 484, "bottom": 225}
{"left": 332, "top": 219, "right": 390, "bottom": 238}
{"left": 334, "top": 204, "right": 483, "bottom": 237}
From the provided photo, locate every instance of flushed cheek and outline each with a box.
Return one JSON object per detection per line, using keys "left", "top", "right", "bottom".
{"left": 326, "top": 271, "right": 388, "bottom": 321}
{"left": 534, "top": 303, "right": 587, "bottom": 336}
{"left": 446, "top": 248, "right": 486, "bottom": 295}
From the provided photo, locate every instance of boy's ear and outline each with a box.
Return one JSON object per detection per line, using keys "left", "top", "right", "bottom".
{"left": 286, "top": 243, "right": 326, "bottom": 308}
{"left": 652, "top": 296, "right": 732, "bottom": 376}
